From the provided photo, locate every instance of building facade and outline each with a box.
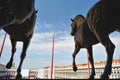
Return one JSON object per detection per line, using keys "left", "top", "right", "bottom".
{"left": 0, "top": 64, "right": 9, "bottom": 79}
{"left": 53, "top": 59, "right": 120, "bottom": 79}
{"left": 0, "top": 59, "right": 120, "bottom": 79}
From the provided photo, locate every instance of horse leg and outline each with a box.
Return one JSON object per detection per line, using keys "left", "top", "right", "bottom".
{"left": 72, "top": 43, "right": 80, "bottom": 72}
{"left": 15, "top": 39, "right": 30, "bottom": 79}
{"left": 87, "top": 46, "right": 95, "bottom": 79}
{"left": 101, "top": 37, "right": 115, "bottom": 79}
{"left": 95, "top": 33, "right": 115, "bottom": 79}
{"left": 6, "top": 39, "right": 16, "bottom": 69}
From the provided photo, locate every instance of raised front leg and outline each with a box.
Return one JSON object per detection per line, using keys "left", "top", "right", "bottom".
{"left": 6, "top": 39, "right": 16, "bottom": 69}
{"left": 16, "top": 39, "right": 31, "bottom": 79}
{"left": 72, "top": 43, "right": 80, "bottom": 72}
{"left": 87, "top": 46, "right": 95, "bottom": 79}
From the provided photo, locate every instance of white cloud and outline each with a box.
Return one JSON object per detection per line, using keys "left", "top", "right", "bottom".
{"left": 34, "top": 22, "right": 55, "bottom": 32}
{"left": 29, "top": 31, "right": 74, "bottom": 55}
{"left": 111, "top": 36, "right": 120, "bottom": 46}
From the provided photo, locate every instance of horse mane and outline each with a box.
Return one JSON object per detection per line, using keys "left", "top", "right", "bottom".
{"left": 74, "top": 14, "right": 85, "bottom": 20}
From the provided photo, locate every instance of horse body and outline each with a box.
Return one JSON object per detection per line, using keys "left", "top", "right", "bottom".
{"left": 71, "top": 15, "right": 98, "bottom": 79}
{"left": 0, "top": 0, "right": 37, "bottom": 79}
{"left": 3, "top": 11, "right": 36, "bottom": 41}
{"left": 0, "top": 0, "right": 35, "bottom": 28}
{"left": 71, "top": 0, "right": 120, "bottom": 79}
{"left": 74, "top": 20, "right": 99, "bottom": 48}
{"left": 3, "top": 10, "right": 37, "bottom": 79}
{"left": 87, "top": 0, "right": 120, "bottom": 34}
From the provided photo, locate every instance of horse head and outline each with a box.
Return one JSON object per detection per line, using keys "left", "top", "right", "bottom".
{"left": 70, "top": 14, "right": 85, "bottom": 36}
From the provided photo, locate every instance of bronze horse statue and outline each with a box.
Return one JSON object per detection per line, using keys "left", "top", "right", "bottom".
{"left": 0, "top": 0, "right": 35, "bottom": 28}
{"left": 71, "top": 0, "right": 120, "bottom": 79}
{"left": 0, "top": 0, "right": 37, "bottom": 79}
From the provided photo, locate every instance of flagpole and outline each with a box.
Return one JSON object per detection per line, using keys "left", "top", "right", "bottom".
{"left": 50, "top": 32, "right": 55, "bottom": 80}
{"left": 0, "top": 33, "right": 7, "bottom": 58}
{"left": 87, "top": 51, "right": 90, "bottom": 76}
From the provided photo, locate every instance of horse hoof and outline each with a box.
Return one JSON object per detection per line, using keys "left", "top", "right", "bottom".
{"left": 15, "top": 73, "right": 22, "bottom": 80}
{"left": 100, "top": 73, "right": 109, "bottom": 79}
{"left": 6, "top": 62, "right": 12, "bottom": 69}
{"left": 73, "top": 65, "right": 77, "bottom": 72}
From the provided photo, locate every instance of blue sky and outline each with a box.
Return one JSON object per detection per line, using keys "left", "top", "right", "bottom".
{"left": 0, "top": 0, "right": 120, "bottom": 69}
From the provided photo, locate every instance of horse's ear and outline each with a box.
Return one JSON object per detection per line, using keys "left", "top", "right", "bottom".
{"left": 35, "top": 10, "right": 38, "bottom": 13}
{"left": 71, "top": 18, "right": 74, "bottom": 22}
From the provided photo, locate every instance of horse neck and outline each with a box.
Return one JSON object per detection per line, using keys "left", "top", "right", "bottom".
{"left": 75, "top": 20, "right": 86, "bottom": 34}
{"left": 74, "top": 26, "right": 80, "bottom": 35}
